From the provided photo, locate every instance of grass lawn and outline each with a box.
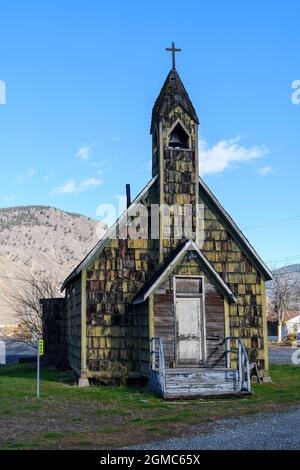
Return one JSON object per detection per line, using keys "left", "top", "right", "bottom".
{"left": 0, "top": 363, "right": 299, "bottom": 449}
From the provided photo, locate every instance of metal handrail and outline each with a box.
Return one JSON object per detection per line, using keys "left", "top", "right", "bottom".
{"left": 225, "top": 336, "right": 251, "bottom": 392}
{"left": 150, "top": 337, "right": 166, "bottom": 395}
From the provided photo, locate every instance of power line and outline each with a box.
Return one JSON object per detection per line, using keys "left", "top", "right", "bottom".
{"left": 267, "top": 255, "right": 300, "bottom": 263}
{"left": 244, "top": 214, "right": 300, "bottom": 231}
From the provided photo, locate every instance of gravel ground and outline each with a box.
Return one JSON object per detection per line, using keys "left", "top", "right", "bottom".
{"left": 130, "top": 407, "right": 300, "bottom": 450}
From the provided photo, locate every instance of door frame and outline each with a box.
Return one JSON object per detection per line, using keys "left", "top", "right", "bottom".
{"left": 173, "top": 275, "right": 207, "bottom": 367}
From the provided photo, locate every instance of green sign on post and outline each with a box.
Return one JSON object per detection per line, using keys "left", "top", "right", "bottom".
{"left": 39, "top": 339, "right": 44, "bottom": 356}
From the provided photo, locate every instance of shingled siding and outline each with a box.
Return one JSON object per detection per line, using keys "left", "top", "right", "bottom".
{"left": 199, "top": 190, "right": 266, "bottom": 370}
{"left": 152, "top": 254, "right": 226, "bottom": 368}
{"left": 159, "top": 105, "right": 198, "bottom": 261}
{"left": 162, "top": 148, "right": 197, "bottom": 250}
{"left": 85, "top": 181, "right": 160, "bottom": 375}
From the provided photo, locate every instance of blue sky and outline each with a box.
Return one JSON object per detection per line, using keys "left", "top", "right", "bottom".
{"left": 0, "top": 0, "right": 300, "bottom": 268}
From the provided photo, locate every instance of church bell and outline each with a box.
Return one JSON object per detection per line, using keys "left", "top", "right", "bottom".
{"left": 168, "top": 124, "right": 189, "bottom": 149}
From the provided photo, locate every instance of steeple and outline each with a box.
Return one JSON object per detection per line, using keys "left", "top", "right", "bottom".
{"left": 151, "top": 68, "right": 199, "bottom": 135}
{"left": 150, "top": 46, "right": 200, "bottom": 261}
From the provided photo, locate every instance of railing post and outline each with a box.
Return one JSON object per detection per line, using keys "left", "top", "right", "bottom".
{"left": 246, "top": 357, "right": 251, "bottom": 392}
{"left": 226, "top": 336, "right": 251, "bottom": 392}
{"left": 151, "top": 338, "right": 156, "bottom": 370}
{"left": 226, "top": 337, "right": 230, "bottom": 369}
{"left": 159, "top": 338, "right": 165, "bottom": 395}
{"left": 238, "top": 340, "right": 242, "bottom": 390}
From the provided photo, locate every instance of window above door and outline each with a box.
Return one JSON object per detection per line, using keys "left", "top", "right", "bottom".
{"left": 175, "top": 276, "right": 203, "bottom": 298}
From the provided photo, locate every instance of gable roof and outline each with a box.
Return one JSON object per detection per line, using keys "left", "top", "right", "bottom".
{"left": 61, "top": 175, "right": 158, "bottom": 291}
{"left": 133, "top": 239, "right": 237, "bottom": 304}
{"left": 61, "top": 173, "right": 273, "bottom": 292}
{"left": 151, "top": 69, "right": 199, "bottom": 134}
{"left": 199, "top": 176, "right": 273, "bottom": 281}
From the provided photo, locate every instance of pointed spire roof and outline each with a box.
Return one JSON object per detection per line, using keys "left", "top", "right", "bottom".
{"left": 151, "top": 68, "right": 199, "bottom": 133}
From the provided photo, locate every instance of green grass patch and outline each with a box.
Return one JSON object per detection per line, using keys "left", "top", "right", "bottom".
{"left": 78, "top": 440, "right": 93, "bottom": 447}
{"left": 42, "top": 432, "right": 65, "bottom": 440}
{"left": 96, "top": 427, "right": 120, "bottom": 435}
{"left": 0, "top": 363, "right": 299, "bottom": 449}
{"left": 5, "top": 442, "right": 40, "bottom": 450}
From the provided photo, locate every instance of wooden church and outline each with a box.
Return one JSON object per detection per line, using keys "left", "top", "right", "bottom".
{"left": 43, "top": 44, "right": 273, "bottom": 398}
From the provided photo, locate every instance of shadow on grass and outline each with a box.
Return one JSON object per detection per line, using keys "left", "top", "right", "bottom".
{"left": 0, "top": 363, "right": 74, "bottom": 385}
{"left": 0, "top": 363, "right": 157, "bottom": 403}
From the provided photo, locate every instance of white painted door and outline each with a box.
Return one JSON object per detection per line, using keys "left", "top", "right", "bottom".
{"left": 176, "top": 297, "right": 202, "bottom": 366}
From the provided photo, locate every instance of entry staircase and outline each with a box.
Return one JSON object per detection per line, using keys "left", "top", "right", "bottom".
{"left": 149, "top": 337, "right": 251, "bottom": 399}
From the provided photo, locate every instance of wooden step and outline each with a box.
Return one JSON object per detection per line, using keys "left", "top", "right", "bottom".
{"left": 165, "top": 368, "right": 238, "bottom": 383}
{"left": 164, "top": 390, "right": 250, "bottom": 400}
{"left": 149, "top": 367, "right": 243, "bottom": 399}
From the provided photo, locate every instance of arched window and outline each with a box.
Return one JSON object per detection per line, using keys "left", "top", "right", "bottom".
{"left": 168, "top": 123, "right": 189, "bottom": 149}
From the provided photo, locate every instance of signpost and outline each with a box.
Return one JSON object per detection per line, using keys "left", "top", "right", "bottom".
{"left": 37, "top": 338, "right": 44, "bottom": 398}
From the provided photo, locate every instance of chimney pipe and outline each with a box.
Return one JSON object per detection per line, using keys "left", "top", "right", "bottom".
{"left": 126, "top": 184, "right": 131, "bottom": 209}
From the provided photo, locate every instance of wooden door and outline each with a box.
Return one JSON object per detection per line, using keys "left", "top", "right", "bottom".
{"left": 176, "top": 296, "right": 203, "bottom": 366}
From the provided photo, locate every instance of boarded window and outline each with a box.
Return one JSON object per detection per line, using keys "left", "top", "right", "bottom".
{"left": 175, "top": 277, "right": 203, "bottom": 297}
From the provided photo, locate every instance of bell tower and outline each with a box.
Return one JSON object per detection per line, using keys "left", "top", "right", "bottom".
{"left": 151, "top": 44, "right": 200, "bottom": 261}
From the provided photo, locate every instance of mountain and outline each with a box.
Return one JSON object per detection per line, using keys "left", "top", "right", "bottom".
{"left": 266, "top": 264, "right": 300, "bottom": 291}
{"left": 0, "top": 206, "right": 107, "bottom": 325}
{"left": 273, "top": 264, "right": 300, "bottom": 277}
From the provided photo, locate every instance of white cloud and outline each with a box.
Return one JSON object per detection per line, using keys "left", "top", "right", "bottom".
{"left": 53, "top": 177, "right": 103, "bottom": 195}
{"left": 76, "top": 145, "right": 93, "bottom": 161}
{"left": 258, "top": 166, "right": 274, "bottom": 176}
{"left": 90, "top": 158, "right": 109, "bottom": 175}
{"left": 199, "top": 138, "right": 268, "bottom": 176}
{"left": 14, "top": 168, "right": 36, "bottom": 183}
{"left": 79, "top": 178, "right": 103, "bottom": 189}
{"left": 53, "top": 180, "right": 77, "bottom": 194}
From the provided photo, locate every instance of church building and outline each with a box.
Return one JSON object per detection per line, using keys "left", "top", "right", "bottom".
{"left": 43, "top": 44, "right": 273, "bottom": 398}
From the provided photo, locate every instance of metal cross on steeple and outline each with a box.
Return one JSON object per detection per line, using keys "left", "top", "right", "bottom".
{"left": 165, "top": 42, "right": 181, "bottom": 70}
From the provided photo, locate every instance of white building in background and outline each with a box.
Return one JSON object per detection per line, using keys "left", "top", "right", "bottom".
{"left": 286, "top": 314, "right": 300, "bottom": 335}
{"left": 0, "top": 340, "right": 6, "bottom": 365}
